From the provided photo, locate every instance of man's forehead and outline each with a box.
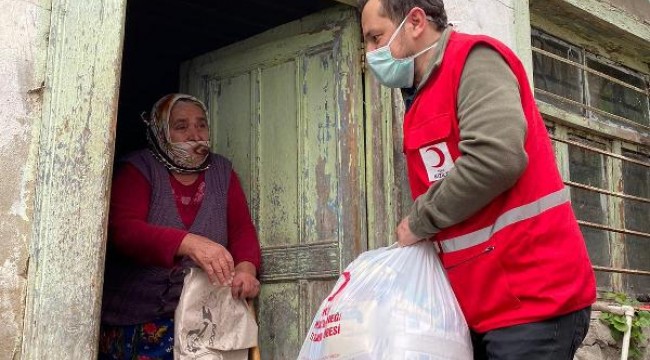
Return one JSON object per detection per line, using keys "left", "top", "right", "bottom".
{"left": 362, "top": 0, "right": 384, "bottom": 21}
{"left": 361, "top": 1, "right": 393, "bottom": 32}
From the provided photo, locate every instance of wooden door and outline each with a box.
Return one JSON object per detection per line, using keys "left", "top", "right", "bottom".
{"left": 180, "top": 6, "right": 365, "bottom": 359}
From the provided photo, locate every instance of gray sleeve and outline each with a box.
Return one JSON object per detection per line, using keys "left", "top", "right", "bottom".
{"left": 408, "top": 45, "right": 529, "bottom": 238}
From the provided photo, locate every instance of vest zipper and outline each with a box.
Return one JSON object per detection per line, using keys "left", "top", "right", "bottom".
{"left": 445, "top": 245, "right": 495, "bottom": 270}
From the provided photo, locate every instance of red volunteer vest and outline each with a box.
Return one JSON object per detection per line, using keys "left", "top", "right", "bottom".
{"left": 404, "top": 32, "right": 596, "bottom": 333}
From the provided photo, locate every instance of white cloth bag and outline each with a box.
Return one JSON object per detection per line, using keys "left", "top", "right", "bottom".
{"left": 174, "top": 268, "right": 258, "bottom": 360}
{"left": 298, "top": 241, "right": 473, "bottom": 360}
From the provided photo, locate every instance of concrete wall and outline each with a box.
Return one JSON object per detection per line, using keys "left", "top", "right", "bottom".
{"left": 607, "top": 0, "right": 650, "bottom": 23}
{"left": 445, "top": 0, "right": 517, "bottom": 47}
{"left": 444, "top": 0, "right": 534, "bottom": 83}
{"left": 0, "top": 1, "right": 50, "bottom": 359}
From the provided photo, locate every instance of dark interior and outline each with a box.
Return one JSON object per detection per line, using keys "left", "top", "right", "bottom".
{"left": 115, "top": 0, "right": 335, "bottom": 159}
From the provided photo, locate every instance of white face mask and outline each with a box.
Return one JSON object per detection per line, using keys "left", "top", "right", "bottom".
{"left": 168, "top": 140, "right": 210, "bottom": 169}
{"left": 366, "top": 15, "right": 439, "bottom": 88}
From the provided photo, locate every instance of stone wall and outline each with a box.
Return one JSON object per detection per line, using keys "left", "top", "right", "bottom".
{"left": 576, "top": 310, "right": 650, "bottom": 360}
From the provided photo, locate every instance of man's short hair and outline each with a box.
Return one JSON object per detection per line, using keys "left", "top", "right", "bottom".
{"left": 358, "top": 0, "right": 448, "bottom": 31}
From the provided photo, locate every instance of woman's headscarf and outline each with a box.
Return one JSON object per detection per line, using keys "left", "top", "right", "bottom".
{"left": 143, "top": 93, "right": 212, "bottom": 173}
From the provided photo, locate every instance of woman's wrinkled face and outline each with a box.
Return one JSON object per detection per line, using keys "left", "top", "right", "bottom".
{"left": 168, "top": 101, "right": 209, "bottom": 143}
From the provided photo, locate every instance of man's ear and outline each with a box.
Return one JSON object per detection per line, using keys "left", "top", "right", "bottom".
{"left": 407, "top": 7, "right": 428, "bottom": 38}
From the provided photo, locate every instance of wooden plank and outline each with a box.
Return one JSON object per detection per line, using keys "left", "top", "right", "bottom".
{"left": 538, "top": 101, "right": 650, "bottom": 147}
{"left": 183, "top": 30, "right": 337, "bottom": 81}
{"left": 210, "top": 74, "right": 253, "bottom": 199}
{"left": 607, "top": 140, "right": 626, "bottom": 292}
{"left": 335, "top": 12, "right": 367, "bottom": 265}
{"left": 391, "top": 91, "right": 413, "bottom": 234}
{"left": 300, "top": 47, "right": 340, "bottom": 245}
{"left": 301, "top": 279, "right": 337, "bottom": 341}
{"left": 260, "top": 243, "right": 340, "bottom": 281}
{"left": 259, "top": 61, "right": 300, "bottom": 247}
{"left": 20, "top": 0, "right": 126, "bottom": 358}
{"left": 258, "top": 283, "right": 301, "bottom": 359}
{"left": 364, "top": 74, "right": 398, "bottom": 249}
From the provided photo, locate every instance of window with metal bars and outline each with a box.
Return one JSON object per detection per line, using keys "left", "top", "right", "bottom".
{"left": 531, "top": 28, "right": 650, "bottom": 130}
{"left": 531, "top": 28, "right": 650, "bottom": 299}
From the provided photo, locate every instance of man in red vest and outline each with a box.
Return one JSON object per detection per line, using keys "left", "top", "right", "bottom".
{"left": 360, "top": 0, "right": 597, "bottom": 358}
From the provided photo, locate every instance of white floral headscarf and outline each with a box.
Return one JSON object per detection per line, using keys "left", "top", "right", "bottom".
{"left": 143, "top": 93, "right": 211, "bottom": 173}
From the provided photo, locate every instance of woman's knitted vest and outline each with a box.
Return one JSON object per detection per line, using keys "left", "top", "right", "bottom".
{"left": 101, "top": 150, "right": 231, "bottom": 325}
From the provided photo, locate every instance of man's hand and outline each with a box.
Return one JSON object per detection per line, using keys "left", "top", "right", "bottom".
{"left": 396, "top": 216, "right": 422, "bottom": 247}
{"left": 177, "top": 233, "right": 235, "bottom": 286}
{"left": 231, "top": 262, "right": 260, "bottom": 299}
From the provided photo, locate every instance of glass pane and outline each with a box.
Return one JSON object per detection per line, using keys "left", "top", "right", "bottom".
{"left": 569, "top": 139, "right": 612, "bottom": 290}
{"left": 622, "top": 150, "right": 650, "bottom": 296}
{"left": 586, "top": 57, "right": 650, "bottom": 127}
{"left": 624, "top": 198, "right": 650, "bottom": 234}
{"left": 582, "top": 226, "right": 612, "bottom": 291}
{"left": 569, "top": 141, "right": 608, "bottom": 188}
{"left": 624, "top": 236, "right": 650, "bottom": 297}
{"left": 568, "top": 140, "right": 608, "bottom": 224}
{"left": 531, "top": 29, "right": 584, "bottom": 115}
{"left": 623, "top": 150, "right": 650, "bottom": 199}
{"left": 571, "top": 188, "right": 608, "bottom": 224}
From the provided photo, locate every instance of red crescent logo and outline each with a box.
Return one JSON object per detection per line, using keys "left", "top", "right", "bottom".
{"left": 426, "top": 146, "right": 446, "bottom": 168}
{"left": 327, "top": 272, "right": 351, "bottom": 302}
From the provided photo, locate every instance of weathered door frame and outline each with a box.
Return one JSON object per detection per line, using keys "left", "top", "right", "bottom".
{"left": 21, "top": 1, "right": 127, "bottom": 358}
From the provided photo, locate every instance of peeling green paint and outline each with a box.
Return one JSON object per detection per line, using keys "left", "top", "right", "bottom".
{"left": 182, "top": 7, "right": 365, "bottom": 358}
{"left": 20, "top": 0, "right": 126, "bottom": 358}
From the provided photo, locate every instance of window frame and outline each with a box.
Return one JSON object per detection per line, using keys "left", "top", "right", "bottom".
{"left": 532, "top": 27, "right": 650, "bottom": 296}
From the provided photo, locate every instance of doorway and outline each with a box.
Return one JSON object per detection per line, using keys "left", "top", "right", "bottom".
{"left": 115, "top": 0, "right": 335, "bottom": 158}
{"left": 113, "top": 1, "right": 367, "bottom": 358}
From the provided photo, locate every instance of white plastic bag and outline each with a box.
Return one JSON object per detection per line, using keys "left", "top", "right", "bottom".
{"left": 174, "top": 268, "right": 258, "bottom": 360}
{"left": 298, "top": 241, "right": 472, "bottom": 360}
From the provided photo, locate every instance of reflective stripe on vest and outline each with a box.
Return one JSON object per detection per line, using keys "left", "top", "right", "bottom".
{"left": 440, "top": 188, "right": 570, "bottom": 253}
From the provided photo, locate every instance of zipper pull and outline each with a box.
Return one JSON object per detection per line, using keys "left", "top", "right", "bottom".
{"left": 445, "top": 245, "right": 496, "bottom": 270}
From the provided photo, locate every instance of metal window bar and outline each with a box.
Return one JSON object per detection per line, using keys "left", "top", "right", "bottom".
{"left": 565, "top": 180, "right": 650, "bottom": 204}
{"left": 537, "top": 88, "right": 650, "bottom": 131}
{"left": 547, "top": 138, "right": 650, "bottom": 240}
{"left": 548, "top": 137, "right": 650, "bottom": 202}
{"left": 593, "top": 265, "right": 650, "bottom": 277}
{"left": 550, "top": 136, "right": 650, "bottom": 169}
{"left": 544, "top": 135, "right": 650, "bottom": 278}
{"left": 532, "top": 47, "right": 650, "bottom": 97}
{"left": 577, "top": 220, "right": 650, "bottom": 239}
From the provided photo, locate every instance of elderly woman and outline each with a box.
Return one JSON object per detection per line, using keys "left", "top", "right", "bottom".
{"left": 99, "top": 93, "right": 261, "bottom": 359}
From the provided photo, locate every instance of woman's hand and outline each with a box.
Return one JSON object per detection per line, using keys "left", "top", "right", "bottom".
{"left": 177, "top": 233, "right": 235, "bottom": 286}
{"left": 231, "top": 262, "right": 260, "bottom": 299}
